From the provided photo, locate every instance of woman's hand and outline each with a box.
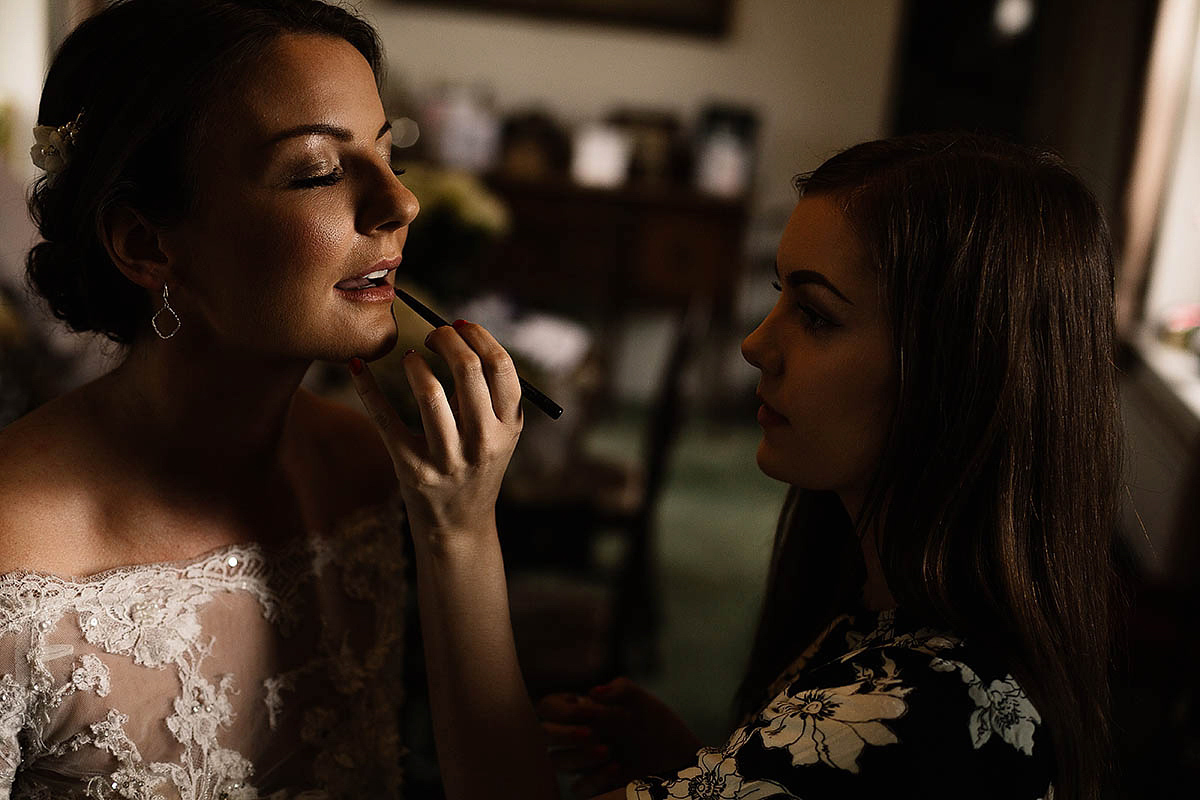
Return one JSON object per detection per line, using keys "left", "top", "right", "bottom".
{"left": 350, "top": 323, "right": 559, "bottom": 800}
{"left": 348, "top": 321, "right": 523, "bottom": 545}
{"left": 538, "top": 677, "right": 702, "bottom": 796}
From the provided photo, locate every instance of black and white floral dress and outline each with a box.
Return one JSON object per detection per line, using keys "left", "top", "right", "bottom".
{"left": 628, "top": 608, "right": 1054, "bottom": 800}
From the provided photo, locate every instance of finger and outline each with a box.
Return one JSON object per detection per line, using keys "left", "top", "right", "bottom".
{"left": 424, "top": 325, "right": 493, "bottom": 446}
{"left": 588, "top": 676, "right": 641, "bottom": 706}
{"left": 450, "top": 320, "right": 523, "bottom": 424}
{"left": 537, "top": 693, "right": 603, "bottom": 723}
{"left": 548, "top": 744, "right": 610, "bottom": 773}
{"left": 348, "top": 357, "right": 426, "bottom": 472}
{"left": 541, "top": 721, "right": 594, "bottom": 746}
{"left": 400, "top": 348, "right": 459, "bottom": 469}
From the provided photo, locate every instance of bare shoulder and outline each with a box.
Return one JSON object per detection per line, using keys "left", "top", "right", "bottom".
{"left": 292, "top": 388, "right": 397, "bottom": 510}
{"left": 0, "top": 394, "right": 102, "bottom": 575}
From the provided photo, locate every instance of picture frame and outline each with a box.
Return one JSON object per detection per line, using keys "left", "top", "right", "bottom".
{"left": 396, "top": 0, "right": 734, "bottom": 38}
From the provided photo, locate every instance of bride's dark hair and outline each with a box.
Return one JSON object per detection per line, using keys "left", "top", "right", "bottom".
{"left": 26, "top": 0, "right": 383, "bottom": 344}
{"left": 737, "top": 132, "right": 1122, "bottom": 800}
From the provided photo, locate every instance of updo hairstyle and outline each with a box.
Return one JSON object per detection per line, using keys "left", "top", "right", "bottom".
{"left": 26, "top": 0, "right": 383, "bottom": 344}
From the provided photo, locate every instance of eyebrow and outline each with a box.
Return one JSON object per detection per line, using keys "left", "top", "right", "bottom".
{"left": 265, "top": 119, "right": 392, "bottom": 148}
{"left": 775, "top": 263, "right": 854, "bottom": 305}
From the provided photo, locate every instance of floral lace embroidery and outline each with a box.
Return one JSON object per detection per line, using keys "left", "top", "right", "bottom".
{"left": 0, "top": 498, "right": 407, "bottom": 800}
{"left": 71, "top": 655, "right": 111, "bottom": 698}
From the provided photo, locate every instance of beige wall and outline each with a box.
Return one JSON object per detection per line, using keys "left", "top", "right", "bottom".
{"left": 361, "top": 0, "right": 905, "bottom": 222}
{"left": 0, "top": 0, "right": 50, "bottom": 187}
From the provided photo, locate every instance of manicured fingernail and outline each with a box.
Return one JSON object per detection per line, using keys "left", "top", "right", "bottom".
{"left": 349, "top": 357, "right": 363, "bottom": 375}
{"left": 452, "top": 318, "right": 468, "bottom": 329}
{"left": 404, "top": 348, "right": 416, "bottom": 357}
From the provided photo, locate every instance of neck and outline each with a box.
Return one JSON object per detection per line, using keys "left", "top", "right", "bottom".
{"left": 839, "top": 487, "right": 898, "bottom": 613}
{"left": 95, "top": 334, "right": 312, "bottom": 496}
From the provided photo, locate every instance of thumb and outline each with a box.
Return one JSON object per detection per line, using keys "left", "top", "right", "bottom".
{"left": 348, "top": 357, "right": 425, "bottom": 474}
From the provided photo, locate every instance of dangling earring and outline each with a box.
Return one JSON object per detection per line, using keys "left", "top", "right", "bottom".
{"left": 152, "top": 283, "right": 181, "bottom": 340}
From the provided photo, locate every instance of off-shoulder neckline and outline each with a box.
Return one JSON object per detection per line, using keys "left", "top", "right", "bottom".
{"left": 0, "top": 496, "right": 402, "bottom": 586}
{"left": 0, "top": 538, "right": 273, "bottom": 586}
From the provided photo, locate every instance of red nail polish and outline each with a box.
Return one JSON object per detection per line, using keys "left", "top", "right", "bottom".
{"left": 452, "top": 319, "right": 468, "bottom": 329}
{"left": 349, "top": 357, "right": 363, "bottom": 375}
{"left": 404, "top": 348, "right": 416, "bottom": 356}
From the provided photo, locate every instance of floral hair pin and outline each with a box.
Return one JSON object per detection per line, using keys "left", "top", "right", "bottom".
{"left": 30, "top": 111, "right": 84, "bottom": 174}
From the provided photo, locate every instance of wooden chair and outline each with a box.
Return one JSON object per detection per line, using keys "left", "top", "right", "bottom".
{"left": 500, "top": 296, "right": 711, "bottom": 693}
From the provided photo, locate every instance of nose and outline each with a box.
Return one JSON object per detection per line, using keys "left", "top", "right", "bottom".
{"left": 361, "top": 167, "right": 419, "bottom": 234}
{"left": 741, "top": 313, "right": 774, "bottom": 373}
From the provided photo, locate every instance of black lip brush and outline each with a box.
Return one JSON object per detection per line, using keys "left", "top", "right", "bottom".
{"left": 394, "top": 287, "right": 564, "bottom": 420}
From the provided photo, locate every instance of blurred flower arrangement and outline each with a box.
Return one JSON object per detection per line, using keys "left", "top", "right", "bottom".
{"left": 0, "top": 101, "right": 13, "bottom": 168}
{"left": 394, "top": 162, "right": 509, "bottom": 301}
{"left": 375, "top": 163, "right": 512, "bottom": 420}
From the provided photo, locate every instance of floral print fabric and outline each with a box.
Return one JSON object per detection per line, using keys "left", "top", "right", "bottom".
{"left": 628, "top": 609, "right": 1053, "bottom": 800}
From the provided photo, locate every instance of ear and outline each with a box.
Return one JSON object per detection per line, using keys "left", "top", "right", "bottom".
{"left": 99, "top": 204, "right": 171, "bottom": 291}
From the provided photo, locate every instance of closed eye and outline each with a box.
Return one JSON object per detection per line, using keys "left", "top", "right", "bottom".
{"left": 291, "top": 168, "right": 343, "bottom": 189}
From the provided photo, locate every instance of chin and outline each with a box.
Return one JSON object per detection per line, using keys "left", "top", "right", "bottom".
{"left": 755, "top": 439, "right": 840, "bottom": 490}
{"left": 755, "top": 439, "right": 795, "bottom": 484}
{"left": 314, "top": 325, "right": 398, "bottom": 363}
{"left": 360, "top": 328, "right": 399, "bottom": 361}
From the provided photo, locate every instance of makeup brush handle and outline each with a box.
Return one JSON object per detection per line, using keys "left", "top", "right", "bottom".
{"left": 518, "top": 376, "right": 564, "bottom": 420}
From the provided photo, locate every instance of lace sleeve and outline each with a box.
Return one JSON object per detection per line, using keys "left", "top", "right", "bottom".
{"left": 0, "top": 610, "right": 33, "bottom": 800}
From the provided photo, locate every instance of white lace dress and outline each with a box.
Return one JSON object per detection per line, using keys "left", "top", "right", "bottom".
{"left": 0, "top": 499, "right": 408, "bottom": 800}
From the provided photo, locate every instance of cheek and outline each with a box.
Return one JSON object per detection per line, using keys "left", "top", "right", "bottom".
{"left": 174, "top": 192, "right": 360, "bottom": 348}
{"left": 188, "top": 193, "right": 353, "bottom": 303}
{"left": 762, "top": 353, "right": 895, "bottom": 490}
{"left": 227, "top": 195, "right": 349, "bottom": 268}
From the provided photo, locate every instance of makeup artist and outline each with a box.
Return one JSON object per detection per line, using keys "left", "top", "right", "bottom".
{"left": 350, "top": 132, "right": 1122, "bottom": 800}
{"left": 0, "top": 1, "right": 419, "bottom": 797}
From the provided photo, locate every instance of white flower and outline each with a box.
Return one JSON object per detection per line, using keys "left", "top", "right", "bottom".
{"left": 641, "top": 747, "right": 783, "bottom": 800}
{"left": 760, "top": 680, "right": 908, "bottom": 773}
{"left": 30, "top": 112, "right": 82, "bottom": 174}
{"left": 967, "top": 676, "right": 1041, "bottom": 755}
{"left": 934, "top": 658, "right": 1042, "bottom": 756}
{"left": 663, "top": 749, "right": 740, "bottom": 799}
{"left": 30, "top": 125, "right": 70, "bottom": 173}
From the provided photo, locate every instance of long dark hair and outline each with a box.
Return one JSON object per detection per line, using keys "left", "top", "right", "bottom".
{"left": 26, "top": 0, "right": 383, "bottom": 345}
{"left": 737, "top": 132, "right": 1122, "bottom": 800}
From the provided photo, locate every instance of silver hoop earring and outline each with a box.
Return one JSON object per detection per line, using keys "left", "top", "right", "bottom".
{"left": 152, "top": 283, "right": 181, "bottom": 340}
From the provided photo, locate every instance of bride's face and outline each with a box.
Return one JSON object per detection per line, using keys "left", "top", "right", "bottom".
{"left": 161, "top": 33, "right": 418, "bottom": 363}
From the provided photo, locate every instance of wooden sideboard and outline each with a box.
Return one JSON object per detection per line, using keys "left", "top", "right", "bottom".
{"left": 477, "top": 174, "right": 750, "bottom": 329}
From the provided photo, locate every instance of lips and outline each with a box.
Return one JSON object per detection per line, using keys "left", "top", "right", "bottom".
{"left": 335, "top": 269, "right": 389, "bottom": 291}
{"left": 756, "top": 395, "right": 788, "bottom": 426}
{"left": 334, "top": 257, "right": 402, "bottom": 291}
